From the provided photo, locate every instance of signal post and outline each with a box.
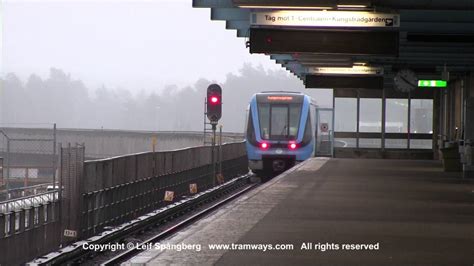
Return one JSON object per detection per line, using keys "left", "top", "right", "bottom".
{"left": 206, "top": 84, "right": 222, "bottom": 186}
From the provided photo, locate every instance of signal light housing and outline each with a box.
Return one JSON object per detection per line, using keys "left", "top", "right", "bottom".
{"left": 206, "top": 84, "right": 222, "bottom": 123}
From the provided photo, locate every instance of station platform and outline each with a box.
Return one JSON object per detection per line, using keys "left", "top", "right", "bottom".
{"left": 126, "top": 158, "right": 474, "bottom": 265}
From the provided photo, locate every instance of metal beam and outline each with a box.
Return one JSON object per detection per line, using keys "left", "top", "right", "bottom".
{"left": 236, "top": 28, "right": 249, "bottom": 37}
{"left": 211, "top": 8, "right": 249, "bottom": 20}
{"left": 193, "top": 0, "right": 234, "bottom": 8}
{"left": 225, "top": 20, "right": 249, "bottom": 30}
{"left": 233, "top": 0, "right": 474, "bottom": 10}
{"left": 283, "top": 62, "right": 305, "bottom": 75}
{"left": 194, "top": 0, "right": 474, "bottom": 80}
{"left": 401, "top": 22, "right": 474, "bottom": 34}
{"left": 400, "top": 10, "right": 474, "bottom": 23}
{"left": 399, "top": 46, "right": 474, "bottom": 54}
{"left": 270, "top": 54, "right": 294, "bottom": 61}
{"left": 372, "top": 0, "right": 474, "bottom": 10}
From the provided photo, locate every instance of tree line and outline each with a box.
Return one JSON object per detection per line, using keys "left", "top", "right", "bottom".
{"left": 0, "top": 64, "right": 330, "bottom": 133}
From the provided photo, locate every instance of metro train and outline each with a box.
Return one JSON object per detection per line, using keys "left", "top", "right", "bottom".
{"left": 245, "top": 91, "right": 317, "bottom": 174}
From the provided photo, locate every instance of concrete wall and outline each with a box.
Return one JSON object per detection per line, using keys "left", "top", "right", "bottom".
{"left": 0, "top": 128, "right": 243, "bottom": 158}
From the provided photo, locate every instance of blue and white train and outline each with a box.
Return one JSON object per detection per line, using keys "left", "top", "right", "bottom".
{"left": 245, "top": 91, "right": 317, "bottom": 174}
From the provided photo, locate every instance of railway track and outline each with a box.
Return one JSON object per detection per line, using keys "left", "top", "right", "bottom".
{"left": 103, "top": 181, "right": 257, "bottom": 265}
{"left": 29, "top": 174, "right": 258, "bottom": 266}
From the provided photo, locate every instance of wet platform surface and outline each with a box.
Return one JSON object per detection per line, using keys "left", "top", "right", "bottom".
{"left": 126, "top": 158, "right": 474, "bottom": 266}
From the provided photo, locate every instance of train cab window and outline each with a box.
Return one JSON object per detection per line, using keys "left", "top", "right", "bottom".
{"left": 258, "top": 102, "right": 302, "bottom": 140}
{"left": 258, "top": 104, "right": 270, "bottom": 139}
{"left": 289, "top": 105, "right": 301, "bottom": 138}
{"left": 270, "top": 105, "right": 288, "bottom": 139}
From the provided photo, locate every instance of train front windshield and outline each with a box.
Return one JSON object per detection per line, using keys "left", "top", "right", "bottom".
{"left": 258, "top": 103, "right": 302, "bottom": 140}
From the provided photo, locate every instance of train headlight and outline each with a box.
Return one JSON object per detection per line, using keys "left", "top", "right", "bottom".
{"left": 260, "top": 142, "right": 270, "bottom": 150}
{"left": 288, "top": 142, "right": 297, "bottom": 150}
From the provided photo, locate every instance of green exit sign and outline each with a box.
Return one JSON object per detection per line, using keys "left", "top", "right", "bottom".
{"left": 418, "top": 80, "right": 447, "bottom": 88}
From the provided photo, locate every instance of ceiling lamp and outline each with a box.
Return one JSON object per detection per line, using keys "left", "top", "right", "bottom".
{"left": 238, "top": 5, "right": 334, "bottom": 10}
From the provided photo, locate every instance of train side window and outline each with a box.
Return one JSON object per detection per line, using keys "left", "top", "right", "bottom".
{"left": 302, "top": 111, "right": 312, "bottom": 144}
{"left": 258, "top": 103, "right": 270, "bottom": 139}
{"left": 244, "top": 107, "right": 249, "bottom": 134}
{"left": 246, "top": 109, "right": 258, "bottom": 145}
{"left": 289, "top": 104, "right": 301, "bottom": 139}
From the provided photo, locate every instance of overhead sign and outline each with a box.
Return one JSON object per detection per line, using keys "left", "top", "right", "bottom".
{"left": 267, "top": 96, "right": 293, "bottom": 101}
{"left": 251, "top": 11, "right": 399, "bottom": 28}
{"left": 307, "top": 66, "right": 384, "bottom": 76}
{"left": 306, "top": 75, "right": 382, "bottom": 89}
{"left": 418, "top": 80, "right": 447, "bottom": 88}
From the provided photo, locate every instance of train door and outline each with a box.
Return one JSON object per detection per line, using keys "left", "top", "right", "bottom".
{"left": 315, "top": 108, "right": 334, "bottom": 157}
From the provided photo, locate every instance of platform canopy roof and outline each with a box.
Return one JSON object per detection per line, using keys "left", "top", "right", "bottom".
{"left": 193, "top": 0, "right": 474, "bottom": 89}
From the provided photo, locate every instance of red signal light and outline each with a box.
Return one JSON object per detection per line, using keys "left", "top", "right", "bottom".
{"left": 288, "top": 142, "right": 297, "bottom": 150}
{"left": 210, "top": 96, "right": 219, "bottom": 104}
{"left": 260, "top": 142, "right": 269, "bottom": 150}
{"left": 206, "top": 84, "right": 222, "bottom": 122}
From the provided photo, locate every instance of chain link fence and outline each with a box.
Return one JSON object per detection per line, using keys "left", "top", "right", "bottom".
{"left": 0, "top": 124, "right": 57, "bottom": 200}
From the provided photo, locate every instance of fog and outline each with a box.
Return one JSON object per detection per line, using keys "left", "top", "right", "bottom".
{"left": 1, "top": 0, "right": 282, "bottom": 91}
{"left": 0, "top": 0, "right": 433, "bottom": 135}
{"left": 0, "top": 0, "right": 332, "bottom": 133}
{"left": 0, "top": 65, "right": 333, "bottom": 132}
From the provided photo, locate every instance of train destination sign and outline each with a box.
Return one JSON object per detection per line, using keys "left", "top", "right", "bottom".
{"left": 251, "top": 11, "right": 400, "bottom": 28}
{"left": 307, "top": 66, "right": 384, "bottom": 76}
{"left": 418, "top": 80, "right": 447, "bottom": 88}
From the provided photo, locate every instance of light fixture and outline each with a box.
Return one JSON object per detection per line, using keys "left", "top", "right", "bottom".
{"left": 238, "top": 5, "right": 334, "bottom": 10}
{"left": 337, "top": 4, "right": 368, "bottom": 8}
{"left": 288, "top": 142, "right": 297, "bottom": 150}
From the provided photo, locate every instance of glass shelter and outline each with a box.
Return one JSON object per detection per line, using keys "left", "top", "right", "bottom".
{"left": 332, "top": 87, "right": 435, "bottom": 159}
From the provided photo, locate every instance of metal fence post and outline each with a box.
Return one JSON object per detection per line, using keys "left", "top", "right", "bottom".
{"left": 8, "top": 211, "right": 14, "bottom": 234}
{"left": 53, "top": 123, "right": 57, "bottom": 189}
{"left": 0, "top": 213, "right": 5, "bottom": 237}
{"left": 19, "top": 209, "right": 25, "bottom": 232}
{"left": 219, "top": 125, "right": 223, "bottom": 175}
{"left": 0, "top": 157, "right": 3, "bottom": 190}
{"left": 6, "top": 137, "right": 10, "bottom": 193}
{"left": 212, "top": 123, "right": 216, "bottom": 186}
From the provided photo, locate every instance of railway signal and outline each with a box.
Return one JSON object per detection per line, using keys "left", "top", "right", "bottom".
{"left": 205, "top": 84, "right": 223, "bottom": 187}
{"left": 206, "top": 84, "right": 222, "bottom": 124}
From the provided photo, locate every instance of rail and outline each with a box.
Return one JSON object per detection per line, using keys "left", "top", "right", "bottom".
{"left": 0, "top": 190, "right": 59, "bottom": 214}
{"left": 29, "top": 174, "right": 255, "bottom": 265}
{"left": 0, "top": 182, "right": 56, "bottom": 201}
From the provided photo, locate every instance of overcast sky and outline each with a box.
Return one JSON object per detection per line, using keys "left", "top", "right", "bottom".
{"left": 1, "top": 0, "right": 284, "bottom": 92}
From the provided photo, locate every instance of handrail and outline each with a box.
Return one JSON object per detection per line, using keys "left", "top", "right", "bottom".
{"left": 0, "top": 191, "right": 59, "bottom": 214}
{"left": 85, "top": 140, "right": 246, "bottom": 163}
